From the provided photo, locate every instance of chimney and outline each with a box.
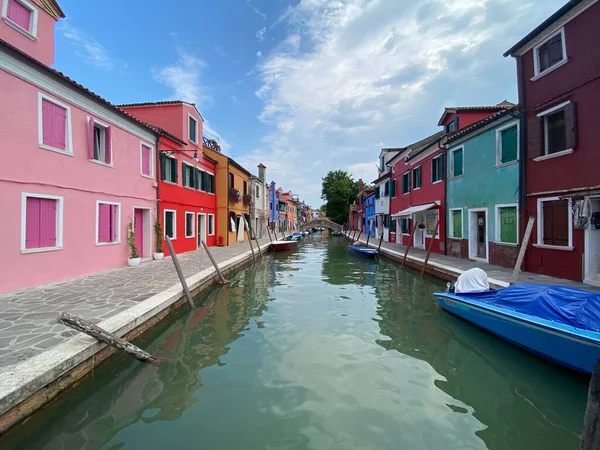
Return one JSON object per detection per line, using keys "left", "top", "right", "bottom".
{"left": 258, "top": 163, "right": 266, "bottom": 182}
{"left": 358, "top": 178, "right": 364, "bottom": 193}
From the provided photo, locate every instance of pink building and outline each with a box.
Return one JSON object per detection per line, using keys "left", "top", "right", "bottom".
{"left": 0, "top": 0, "right": 160, "bottom": 293}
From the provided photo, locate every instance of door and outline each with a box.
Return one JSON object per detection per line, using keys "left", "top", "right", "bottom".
{"left": 197, "top": 213, "right": 206, "bottom": 246}
{"left": 237, "top": 215, "right": 245, "bottom": 242}
{"left": 414, "top": 214, "right": 425, "bottom": 249}
{"left": 476, "top": 212, "right": 487, "bottom": 259}
{"left": 134, "top": 208, "right": 144, "bottom": 257}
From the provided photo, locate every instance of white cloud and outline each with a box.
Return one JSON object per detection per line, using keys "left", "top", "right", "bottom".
{"left": 256, "top": 27, "right": 267, "bottom": 42}
{"left": 256, "top": 51, "right": 263, "bottom": 58}
{"left": 58, "top": 20, "right": 123, "bottom": 70}
{"left": 152, "top": 49, "right": 209, "bottom": 105}
{"left": 246, "top": 0, "right": 267, "bottom": 20}
{"left": 253, "top": 0, "right": 565, "bottom": 205}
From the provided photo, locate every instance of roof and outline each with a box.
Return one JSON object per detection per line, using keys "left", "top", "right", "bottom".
{"left": 372, "top": 171, "right": 391, "bottom": 185}
{"left": 437, "top": 101, "right": 515, "bottom": 126}
{"left": 117, "top": 100, "right": 205, "bottom": 122}
{"left": 387, "top": 131, "right": 444, "bottom": 166}
{"left": 228, "top": 157, "right": 252, "bottom": 177}
{"left": 34, "top": 0, "right": 65, "bottom": 19}
{"left": 445, "top": 106, "right": 518, "bottom": 144}
{"left": 504, "top": 0, "right": 583, "bottom": 57}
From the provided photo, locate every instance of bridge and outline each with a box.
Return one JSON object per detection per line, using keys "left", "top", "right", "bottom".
{"left": 299, "top": 219, "right": 342, "bottom": 232}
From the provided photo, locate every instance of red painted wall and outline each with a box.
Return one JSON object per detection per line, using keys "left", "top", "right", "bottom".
{"left": 390, "top": 160, "right": 413, "bottom": 246}
{"left": 441, "top": 111, "right": 500, "bottom": 129}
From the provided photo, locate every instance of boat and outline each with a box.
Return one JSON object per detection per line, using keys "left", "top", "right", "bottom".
{"left": 348, "top": 245, "right": 378, "bottom": 259}
{"left": 331, "top": 230, "right": 342, "bottom": 236}
{"left": 271, "top": 240, "right": 298, "bottom": 251}
{"left": 285, "top": 232, "right": 302, "bottom": 241}
{"left": 434, "top": 269, "right": 600, "bottom": 374}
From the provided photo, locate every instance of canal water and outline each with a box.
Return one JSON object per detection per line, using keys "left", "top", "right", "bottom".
{"left": 1, "top": 234, "right": 590, "bottom": 449}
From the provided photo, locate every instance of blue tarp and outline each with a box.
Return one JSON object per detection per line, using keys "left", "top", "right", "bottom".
{"left": 460, "top": 284, "right": 600, "bottom": 332}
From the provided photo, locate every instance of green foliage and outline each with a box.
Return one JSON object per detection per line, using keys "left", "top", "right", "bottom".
{"left": 320, "top": 170, "right": 359, "bottom": 225}
{"left": 154, "top": 218, "right": 164, "bottom": 253}
{"left": 127, "top": 220, "right": 139, "bottom": 259}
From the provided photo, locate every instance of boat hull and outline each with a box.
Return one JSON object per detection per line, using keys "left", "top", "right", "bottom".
{"left": 435, "top": 292, "right": 600, "bottom": 374}
{"left": 348, "top": 245, "right": 378, "bottom": 259}
{"left": 271, "top": 240, "right": 298, "bottom": 251}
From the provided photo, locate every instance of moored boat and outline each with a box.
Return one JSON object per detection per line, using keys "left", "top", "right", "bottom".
{"left": 271, "top": 240, "right": 298, "bottom": 251}
{"left": 331, "top": 230, "right": 342, "bottom": 236}
{"left": 435, "top": 270, "right": 600, "bottom": 374}
{"left": 348, "top": 245, "right": 378, "bottom": 258}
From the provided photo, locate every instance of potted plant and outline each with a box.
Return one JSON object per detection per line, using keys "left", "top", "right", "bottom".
{"left": 229, "top": 188, "right": 242, "bottom": 203}
{"left": 127, "top": 220, "right": 141, "bottom": 267}
{"left": 243, "top": 194, "right": 253, "bottom": 206}
{"left": 154, "top": 218, "right": 164, "bottom": 260}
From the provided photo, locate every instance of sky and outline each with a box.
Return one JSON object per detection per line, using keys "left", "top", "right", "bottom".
{"left": 54, "top": 0, "right": 565, "bottom": 207}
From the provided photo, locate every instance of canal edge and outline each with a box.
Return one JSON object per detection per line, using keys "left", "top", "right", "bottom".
{"left": 0, "top": 242, "right": 272, "bottom": 435}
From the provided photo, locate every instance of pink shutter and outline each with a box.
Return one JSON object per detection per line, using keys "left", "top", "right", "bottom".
{"left": 25, "top": 197, "right": 41, "bottom": 249}
{"left": 7, "top": 0, "right": 32, "bottom": 31}
{"left": 41, "top": 100, "right": 53, "bottom": 147}
{"left": 54, "top": 105, "right": 67, "bottom": 150}
{"left": 111, "top": 205, "right": 118, "bottom": 242}
{"left": 39, "top": 199, "right": 57, "bottom": 247}
{"left": 42, "top": 100, "right": 67, "bottom": 150}
{"left": 141, "top": 145, "right": 150, "bottom": 175}
{"left": 105, "top": 127, "right": 112, "bottom": 164}
{"left": 88, "top": 117, "right": 95, "bottom": 159}
{"left": 98, "top": 204, "right": 110, "bottom": 242}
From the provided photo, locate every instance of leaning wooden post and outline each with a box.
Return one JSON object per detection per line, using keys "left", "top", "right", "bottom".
{"left": 510, "top": 216, "right": 535, "bottom": 285}
{"left": 266, "top": 224, "right": 273, "bottom": 243}
{"left": 377, "top": 231, "right": 385, "bottom": 252}
{"left": 244, "top": 219, "right": 257, "bottom": 263}
{"left": 581, "top": 360, "right": 600, "bottom": 450}
{"left": 421, "top": 220, "right": 439, "bottom": 277}
{"left": 200, "top": 240, "right": 229, "bottom": 285}
{"left": 402, "top": 219, "right": 417, "bottom": 267}
{"left": 165, "top": 236, "right": 194, "bottom": 309}
{"left": 58, "top": 312, "right": 158, "bottom": 364}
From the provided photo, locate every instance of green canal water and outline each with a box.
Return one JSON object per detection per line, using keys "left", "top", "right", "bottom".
{"left": 1, "top": 234, "right": 590, "bottom": 449}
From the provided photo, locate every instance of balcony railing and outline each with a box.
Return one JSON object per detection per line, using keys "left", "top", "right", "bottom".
{"left": 203, "top": 136, "right": 221, "bottom": 153}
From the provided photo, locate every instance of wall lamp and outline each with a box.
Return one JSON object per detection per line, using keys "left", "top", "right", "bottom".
{"left": 160, "top": 149, "right": 199, "bottom": 162}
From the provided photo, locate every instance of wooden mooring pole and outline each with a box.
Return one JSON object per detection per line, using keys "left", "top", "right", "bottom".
{"left": 420, "top": 220, "right": 439, "bottom": 277}
{"left": 266, "top": 224, "right": 273, "bottom": 243}
{"left": 244, "top": 218, "right": 257, "bottom": 263}
{"left": 165, "top": 236, "right": 194, "bottom": 309}
{"left": 402, "top": 221, "right": 417, "bottom": 267}
{"left": 200, "top": 240, "right": 229, "bottom": 285}
{"left": 581, "top": 360, "right": 600, "bottom": 450}
{"left": 377, "top": 231, "right": 384, "bottom": 252}
{"left": 510, "top": 216, "right": 535, "bottom": 285}
{"left": 366, "top": 231, "right": 371, "bottom": 247}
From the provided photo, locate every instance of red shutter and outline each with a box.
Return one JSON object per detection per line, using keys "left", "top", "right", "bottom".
{"left": 88, "top": 117, "right": 95, "bottom": 159}
{"left": 25, "top": 197, "right": 41, "bottom": 249}
{"left": 553, "top": 200, "right": 569, "bottom": 246}
{"left": 39, "top": 199, "right": 57, "bottom": 247}
{"left": 98, "top": 204, "right": 110, "bottom": 242}
{"left": 527, "top": 115, "right": 543, "bottom": 159}
{"left": 105, "top": 126, "right": 112, "bottom": 164}
{"left": 564, "top": 102, "right": 577, "bottom": 150}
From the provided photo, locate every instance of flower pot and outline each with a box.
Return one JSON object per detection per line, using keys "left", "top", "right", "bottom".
{"left": 153, "top": 252, "right": 164, "bottom": 260}
{"left": 128, "top": 257, "right": 141, "bottom": 267}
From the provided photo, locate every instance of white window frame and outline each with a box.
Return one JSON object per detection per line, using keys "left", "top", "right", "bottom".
{"left": 534, "top": 100, "right": 573, "bottom": 161}
{"left": 185, "top": 211, "right": 195, "bottom": 238}
{"left": 495, "top": 203, "right": 519, "bottom": 246}
{"left": 2, "top": 0, "right": 38, "bottom": 40}
{"left": 95, "top": 200, "right": 121, "bottom": 246}
{"left": 208, "top": 214, "right": 215, "bottom": 236}
{"left": 20, "top": 192, "right": 64, "bottom": 253}
{"left": 412, "top": 165, "right": 422, "bottom": 190}
{"left": 534, "top": 196, "right": 573, "bottom": 251}
{"left": 399, "top": 217, "right": 410, "bottom": 236}
{"left": 140, "top": 142, "right": 154, "bottom": 178}
{"left": 449, "top": 146, "right": 464, "bottom": 178}
{"left": 183, "top": 161, "right": 195, "bottom": 189}
{"left": 38, "top": 92, "right": 73, "bottom": 156}
{"left": 448, "top": 208, "right": 463, "bottom": 239}
{"left": 188, "top": 114, "right": 198, "bottom": 143}
{"left": 163, "top": 154, "right": 177, "bottom": 184}
{"left": 424, "top": 211, "right": 439, "bottom": 239}
{"left": 431, "top": 154, "right": 443, "bottom": 184}
{"left": 532, "top": 27, "right": 568, "bottom": 80}
{"left": 164, "top": 209, "right": 177, "bottom": 240}
{"left": 88, "top": 116, "right": 113, "bottom": 167}
{"left": 495, "top": 121, "right": 520, "bottom": 167}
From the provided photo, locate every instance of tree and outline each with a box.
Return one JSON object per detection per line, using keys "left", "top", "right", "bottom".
{"left": 320, "top": 170, "right": 359, "bottom": 225}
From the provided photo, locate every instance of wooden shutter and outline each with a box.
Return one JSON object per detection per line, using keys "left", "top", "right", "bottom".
{"left": 160, "top": 154, "right": 167, "bottom": 181}
{"left": 104, "top": 126, "right": 112, "bottom": 164}
{"left": 527, "top": 116, "right": 543, "bottom": 159}
{"left": 98, "top": 204, "right": 110, "bottom": 243}
{"left": 54, "top": 105, "right": 67, "bottom": 150}
{"left": 7, "top": 0, "right": 32, "bottom": 30}
{"left": 110, "top": 205, "right": 118, "bottom": 242}
{"left": 88, "top": 118, "right": 95, "bottom": 159}
{"left": 40, "top": 199, "right": 57, "bottom": 247}
{"left": 553, "top": 200, "right": 569, "bottom": 246}
{"left": 564, "top": 102, "right": 578, "bottom": 150}
{"left": 25, "top": 197, "right": 41, "bottom": 249}
{"left": 173, "top": 159, "right": 178, "bottom": 184}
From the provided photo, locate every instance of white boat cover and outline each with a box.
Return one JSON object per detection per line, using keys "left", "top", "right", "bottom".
{"left": 455, "top": 268, "right": 489, "bottom": 293}
{"left": 391, "top": 202, "right": 438, "bottom": 218}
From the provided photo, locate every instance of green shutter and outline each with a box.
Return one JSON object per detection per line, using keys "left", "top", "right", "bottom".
{"left": 452, "top": 210, "right": 462, "bottom": 238}
{"left": 165, "top": 212, "right": 173, "bottom": 237}
{"left": 501, "top": 126, "right": 518, "bottom": 163}
{"left": 499, "top": 207, "right": 518, "bottom": 244}
{"left": 453, "top": 150, "right": 463, "bottom": 176}
{"left": 160, "top": 154, "right": 167, "bottom": 181}
{"left": 438, "top": 155, "right": 444, "bottom": 181}
{"left": 172, "top": 159, "right": 178, "bottom": 184}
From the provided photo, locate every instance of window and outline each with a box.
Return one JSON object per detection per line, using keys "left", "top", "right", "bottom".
{"left": 185, "top": 212, "right": 195, "bottom": 238}
{"left": 375, "top": 186, "right": 380, "bottom": 199}
{"left": 532, "top": 102, "right": 577, "bottom": 160}
{"left": 379, "top": 156, "right": 385, "bottom": 172}
{"left": 425, "top": 212, "right": 438, "bottom": 237}
{"left": 188, "top": 115, "right": 198, "bottom": 143}
{"left": 96, "top": 202, "right": 120, "bottom": 245}
{"left": 161, "top": 155, "right": 178, "bottom": 183}
{"left": 21, "top": 193, "right": 63, "bottom": 252}
{"left": 449, "top": 147, "right": 463, "bottom": 177}
{"left": 537, "top": 198, "right": 572, "bottom": 248}
{"left": 2, "top": 0, "right": 37, "bottom": 38}
{"left": 533, "top": 28, "right": 566, "bottom": 77}
{"left": 383, "top": 214, "right": 389, "bottom": 229}
{"left": 183, "top": 163, "right": 196, "bottom": 188}
{"left": 445, "top": 117, "right": 459, "bottom": 133}
{"left": 390, "top": 180, "right": 396, "bottom": 199}
{"left": 229, "top": 212, "right": 237, "bottom": 232}
{"left": 401, "top": 173, "right": 410, "bottom": 194}
{"left": 229, "top": 172, "right": 234, "bottom": 189}
{"left": 208, "top": 214, "right": 215, "bottom": 236}
{"left": 431, "top": 154, "right": 444, "bottom": 183}
{"left": 449, "top": 208, "right": 462, "bottom": 239}
{"left": 384, "top": 181, "right": 389, "bottom": 197}
{"left": 38, "top": 94, "right": 71, "bottom": 154}
{"left": 87, "top": 118, "right": 112, "bottom": 165}
{"left": 243, "top": 181, "right": 248, "bottom": 195}
{"left": 412, "top": 166, "right": 422, "bottom": 190}
{"left": 389, "top": 216, "right": 396, "bottom": 232}
{"left": 141, "top": 143, "right": 153, "bottom": 177}
{"left": 256, "top": 185, "right": 260, "bottom": 198}
{"left": 496, "top": 123, "right": 519, "bottom": 165}
{"left": 164, "top": 210, "right": 176, "bottom": 239}
{"left": 206, "top": 173, "right": 215, "bottom": 194}
{"left": 400, "top": 218, "right": 410, "bottom": 234}
{"left": 496, "top": 205, "right": 518, "bottom": 245}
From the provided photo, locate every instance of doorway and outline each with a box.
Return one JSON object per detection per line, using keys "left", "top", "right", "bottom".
{"left": 413, "top": 214, "right": 425, "bottom": 250}
{"left": 468, "top": 208, "right": 488, "bottom": 262}
{"left": 584, "top": 198, "right": 600, "bottom": 285}
{"left": 237, "top": 215, "right": 245, "bottom": 242}
{"left": 133, "top": 207, "right": 151, "bottom": 258}
{"left": 197, "top": 213, "right": 206, "bottom": 247}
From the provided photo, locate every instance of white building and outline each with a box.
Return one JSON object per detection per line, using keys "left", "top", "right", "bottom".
{"left": 372, "top": 149, "right": 399, "bottom": 241}
{"left": 250, "top": 164, "right": 268, "bottom": 238}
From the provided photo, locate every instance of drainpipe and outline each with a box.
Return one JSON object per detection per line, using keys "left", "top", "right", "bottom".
{"left": 227, "top": 158, "right": 230, "bottom": 246}
{"left": 517, "top": 56, "right": 527, "bottom": 236}
{"left": 441, "top": 139, "right": 447, "bottom": 255}
{"left": 155, "top": 134, "right": 161, "bottom": 251}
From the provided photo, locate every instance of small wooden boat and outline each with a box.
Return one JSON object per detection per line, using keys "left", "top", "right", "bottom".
{"left": 435, "top": 273, "right": 600, "bottom": 374}
{"left": 348, "top": 245, "right": 378, "bottom": 258}
{"left": 271, "top": 240, "right": 298, "bottom": 251}
{"left": 331, "top": 231, "right": 342, "bottom": 236}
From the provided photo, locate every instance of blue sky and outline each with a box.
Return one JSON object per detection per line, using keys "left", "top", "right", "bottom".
{"left": 55, "top": 0, "right": 564, "bottom": 206}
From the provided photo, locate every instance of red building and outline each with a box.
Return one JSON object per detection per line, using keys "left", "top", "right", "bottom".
{"left": 504, "top": 0, "right": 600, "bottom": 284}
{"left": 120, "top": 101, "right": 217, "bottom": 255}
{"left": 389, "top": 104, "right": 512, "bottom": 254}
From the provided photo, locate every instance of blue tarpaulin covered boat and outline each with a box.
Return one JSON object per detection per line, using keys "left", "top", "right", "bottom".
{"left": 348, "top": 245, "right": 378, "bottom": 259}
{"left": 435, "top": 283, "right": 600, "bottom": 374}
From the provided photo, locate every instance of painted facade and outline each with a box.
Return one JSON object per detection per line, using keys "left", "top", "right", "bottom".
{"left": 226, "top": 159, "right": 251, "bottom": 244}
{"left": 364, "top": 193, "right": 375, "bottom": 237}
{"left": 0, "top": 2, "right": 159, "bottom": 293}
{"left": 120, "top": 102, "right": 218, "bottom": 254}
{"left": 445, "top": 110, "right": 520, "bottom": 267}
{"left": 505, "top": 0, "right": 600, "bottom": 283}
{"left": 249, "top": 164, "right": 267, "bottom": 238}
{"left": 372, "top": 149, "right": 398, "bottom": 241}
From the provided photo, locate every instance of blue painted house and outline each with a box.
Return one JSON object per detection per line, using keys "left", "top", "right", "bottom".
{"left": 364, "top": 192, "right": 376, "bottom": 237}
{"left": 445, "top": 107, "right": 520, "bottom": 268}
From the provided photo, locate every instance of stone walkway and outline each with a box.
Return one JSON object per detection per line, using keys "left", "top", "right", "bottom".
{"left": 349, "top": 232, "right": 600, "bottom": 292}
{"left": 0, "top": 239, "right": 270, "bottom": 374}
